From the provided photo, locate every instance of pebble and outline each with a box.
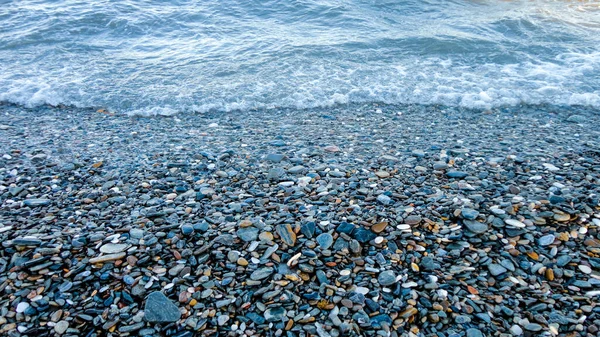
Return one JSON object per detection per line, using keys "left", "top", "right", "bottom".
{"left": 54, "top": 321, "right": 69, "bottom": 335}
{"left": 251, "top": 267, "right": 274, "bottom": 280}
{"left": 100, "top": 243, "right": 129, "bottom": 254}
{"left": 89, "top": 252, "right": 126, "bottom": 264}
{"left": 505, "top": 219, "right": 526, "bottom": 228}
{"left": 237, "top": 227, "right": 259, "bottom": 242}
{"left": 538, "top": 234, "right": 555, "bottom": 246}
{"left": 378, "top": 270, "right": 397, "bottom": 286}
{"left": 316, "top": 233, "right": 333, "bottom": 249}
{"left": 144, "top": 291, "right": 181, "bottom": 322}
{"left": 488, "top": 264, "right": 508, "bottom": 276}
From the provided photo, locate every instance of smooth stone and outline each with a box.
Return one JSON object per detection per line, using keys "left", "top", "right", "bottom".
{"left": 446, "top": 171, "right": 468, "bottom": 178}
{"left": 276, "top": 224, "right": 296, "bottom": 246}
{"left": 265, "top": 154, "right": 285, "bottom": 162}
{"left": 377, "top": 194, "right": 392, "bottom": 205}
{"left": 505, "top": 219, "right": 526, "bottom": 228}
{"left": 525, "top": 323, "right": 543, "bottom": 332}
{"left": 353, "top": 228, "right": 377, "bottom": 243}
{"left": 378, "top": 270, "right": 397, "bottom": 286}
{"left": 144, "top": 292, "right": 181, "bottom": 322}
{"left": 23, "top": 199, "right": 51, "bottom": 207}
{"left": 463, "top": 220, "right": 488, "bottom": 234}
{"left": 251, "top": 267, "right": 274, "bottom": 280}
{"left": 510, "top": 325, "right": 523, "bottom": 336}
{"left": 300, "top": 222, "right": 315, "bottom": 239}
{"left": 404, "top": 215, "right": 422, "bottom": 225}
{"left": 16, "top": 302, "right": 30, "bottom": 313}
{"left": 336, "top": 222, "right": 356, "bottom": 235}
{"left": 129, "top": 228, "right": 144, "bottom": 239}
{"left": 579, "top": 265, "right": 592, "bottom": 274}
{"left": 89, "top": 253, "right": 126, "bottom": 264}
{"left": 466, "top": 328, "right": 484, "bottom": 337}
{"left": 264, "top": 306, "right": 286, "bottom": 322}
{"left": 461, "top": 208, "right": 479, "bottom": 220}
{"left": 217, "top": 315, "right": 229, "bottom": 326}
{"left": 316, "top": 233, "right": 333, "bottom": 250}
{"left": 99, "top": 243, "right": 129, "bottom": 254}
{"left": 538, "top": 234, "right": 555, "bottom": 246}
{"left": 488, "top": 264, "right": 508, "bottom": 276}
{"left": 54, "top": 321, "right": 69, "bottom": 334}
{"left": 180, "top": 224, "right": 194, "bottom": 235}
{"left": 237, "top": 227, "right": 259, "bottom": 242}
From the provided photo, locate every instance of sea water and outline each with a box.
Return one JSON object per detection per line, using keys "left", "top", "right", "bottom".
{"left": 1, "top": 0, "right": 599, "bottom": 115}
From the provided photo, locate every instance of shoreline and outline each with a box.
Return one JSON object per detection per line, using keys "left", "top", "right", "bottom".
{"left": 1, "top": 103, "right": 600, "bottom": 336}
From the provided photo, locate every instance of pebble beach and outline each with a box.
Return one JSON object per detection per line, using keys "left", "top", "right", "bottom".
{"left": 1, "top": 103, "right": 600, "bottom": 337}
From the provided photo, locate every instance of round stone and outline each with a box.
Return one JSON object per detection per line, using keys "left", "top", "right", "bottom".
{"left": 316, "top": 233, "right": 333, "bottom": 250}
{"left": 180, "top": 224, "right": 194, "bottom": 235}
{"left": 378, "top": 271, "right": 397, "bottom": 286}
{"left": 54, "top": 320, "right": 69, "bottom": 335}
{"left": 16, "top": 302, "right": 30, "bottom": 313}
{"left": 538, "top": 234, "right": 555, "bottom": 246}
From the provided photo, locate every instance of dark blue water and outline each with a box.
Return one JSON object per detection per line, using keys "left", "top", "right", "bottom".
{"left": 1, "top": 0, "right": 599, "bottom": 115}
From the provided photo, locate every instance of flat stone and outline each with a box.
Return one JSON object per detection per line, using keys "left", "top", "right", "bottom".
{"left": 466, "top": 328, "right": 484, "bottom": 337}
{"left": 144, "top": 291, "right": 181, "bottom": 322}
{"left": 510, "top": 325, "right": 523, "bottom": 336}
{"left": 23, "top": 199, "right": 51, "bottom": 207}
{"left": 16, "top": 302, "right": 30, "bottom": 313}
{"left": 300, "top": 221, "right": 316, "bottom": 239}
{"left": 505, "top": 219, "right": 526, "bottom": 228}
{"left": 371, "top": 221, "right": 388, "bottom": 233}
{"left": 538, "top": 234, "right": 555, "bottom": 246}
{"left": 404, "top": 215, "right": 422, "bottom": 225}
{"left": 316, "top": 233, "right": 333, "bottom": 250}
{"left": 12, "top": 238, "right": 42, "bottom": 246}
{"left": 377, "top": 194, "right": 392, "bottom": 205}
{"left": 446, "top": 171, "right": 468, "bottom": 179}
{"left": 375, "top": 171, "right": 390, "bottom": 178}
{"left": 461, "top": 208, "right": 479, "bottom": 220}
{"left": 237, "top": 227, "right": 259, "bottom": 242}
{"left": 353, "top": 227, "right": 377, "bottom": 243}
{"left": 276, "top": 224, "right": 296, "bottom": 246}
{"left": 251, "top": 267, "right": 274, "bottom": 280}
{"left": 265, "top": 153, "right": 285, "bottom": 162}
{"left": 54, "top": 321, "right": 69, "bottom": 335}
{"left": 524, "top": 323, "right": 543, "bottom": 332}
{"left": 463, "top": 220, "right": 488, "bottom": 234}
{"left": 217, "top": 315, "right": 229, "bottom": 326}
{"left": 89, "top": 253, "right": 126, "bottom": 264}
{"left": 264, "top": 306, "right": 286, "bottom": 322}
{"left": 488, "top": 264, "right": 508, "bottom": 276}
{"left": 378, "top": 270, "right": 397, "bottom": 286}
{"left": 100, "top": 243, "right": 129, "bottom": 254}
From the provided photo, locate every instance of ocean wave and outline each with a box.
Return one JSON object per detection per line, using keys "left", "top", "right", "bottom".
{"left": 1, "top": 0, "right": 599, "bottom": 115}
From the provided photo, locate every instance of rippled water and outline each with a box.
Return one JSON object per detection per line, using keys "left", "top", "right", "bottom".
{"left": 1, "top": 0, "right": 599, "bottom": 115}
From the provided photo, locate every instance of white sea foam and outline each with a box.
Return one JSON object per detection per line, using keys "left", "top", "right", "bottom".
{"left": 0, "top": 0, "right": 598, "bottom": 115}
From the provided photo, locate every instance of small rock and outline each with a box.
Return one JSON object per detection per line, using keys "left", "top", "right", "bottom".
{"left": 538, "top": 234, "right": 555, "bottom": 246}
{"left": 144, "top": 292, "right": 181, "bottom": 322}
{"left": 316, "top": 233, "right": 333, "bottom": 250}
{"left": 378, "top": 271, "right": 397, "bottom": 286}
{"left": 488, "top": 264, "right": 508, "bottom": 276}
{"left": 54, "top": 321, "right": 69, "bottom": 335}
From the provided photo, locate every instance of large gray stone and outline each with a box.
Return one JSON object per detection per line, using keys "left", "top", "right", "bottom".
{"left": 144, "top": 292, "right": 181, "bottom": 322}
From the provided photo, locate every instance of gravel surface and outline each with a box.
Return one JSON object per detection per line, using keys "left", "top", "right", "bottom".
{"left": 1, "top": 103, "right": 600, "bottom": 337}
